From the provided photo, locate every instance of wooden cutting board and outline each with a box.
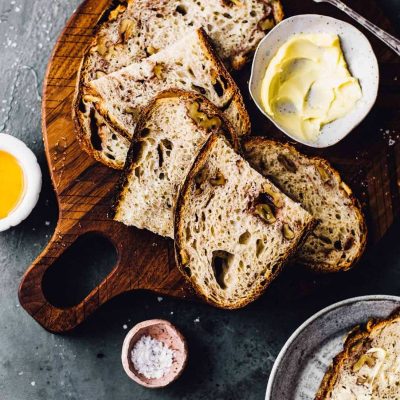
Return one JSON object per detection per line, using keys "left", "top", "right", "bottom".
{"left": 18, "top": 0, "right": 400, "bottom": 333}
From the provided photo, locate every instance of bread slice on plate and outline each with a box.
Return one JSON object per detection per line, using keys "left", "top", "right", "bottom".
{"left": 80, "top": 0, "right": 284, "bottom": 85}
{"left": 243, "top": 138, "right": 367, "bottom": 273}
{"left": 315, "top": 309, "right": 400, "bottom": 400}
{"left": 174, "top": 135, "right": 315, "bottom": 309}
{"left": 110, "top": 90, "right": 238, "bottom": 238}
{"left": 74, "top": 28, "right": 250, "bottom": 169}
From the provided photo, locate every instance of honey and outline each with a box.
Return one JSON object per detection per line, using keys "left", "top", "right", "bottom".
{"left": 0, "top": 150, "right": 25, "bottom": 219}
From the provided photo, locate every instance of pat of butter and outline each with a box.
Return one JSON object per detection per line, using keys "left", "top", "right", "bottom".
{"left": 260, "top": 33, "right": 362, "bottom": 142}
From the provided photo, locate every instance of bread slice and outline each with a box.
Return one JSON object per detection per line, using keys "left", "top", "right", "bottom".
{"left": 174, "top": 135, "right": 315, "bottom": 309}
{"left": 75, "top": 28, "right": 250, "bottom": 169}
{"left": 110, "top": 90, "right": 238, "bottom": 238}
{"left": 315, "top": 310, "right": 400, "bottom": 400}
{"left": 80, "top": 0, "right": 284, "bottom": 85}
{"left": 243, "top": 138, "right": 367, "bottom": 273}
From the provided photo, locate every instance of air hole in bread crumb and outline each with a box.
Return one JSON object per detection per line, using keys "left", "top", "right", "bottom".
{"left": 185, "top": 225, "right": 191, "bottom": 240}
{"left": 78, "top": 98, "right": 87, "bottom": 113}
{"left": 161, "top": 139, "right": 173, "bottom": 150}
{"left": 256, "top": 239, "right": 265, "bottom": 258}
{"left": 238, "top": 231, "right": 251, "bottom": 245}
{"left": 89, "top": 110, "right": 103, "bottom": 151}
{"left": 319, "top": 235, "right": 332, "bottom": 245}
{"left": 157, "top": 144, "right": 164, "bottom": 167}
{"left": 344, "top": 237, "right": 354, "bottom": 250}
{"left": 191, "top": 84, "right": 206, "bottom": 95}
{"left": 213, "top": 79, "right": 225, "bottom": 97}
{"left": 212, "top": 251, "right": 234, "bottom": 289}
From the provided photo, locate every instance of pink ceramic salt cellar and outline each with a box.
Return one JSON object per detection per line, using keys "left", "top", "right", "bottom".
{"left": 121, "top": 319, "right": 188, "bottom": 388}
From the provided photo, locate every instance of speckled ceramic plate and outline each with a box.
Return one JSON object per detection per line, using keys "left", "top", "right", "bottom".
{"left": 265, "top": 295, "right": 400, "bottom": 400}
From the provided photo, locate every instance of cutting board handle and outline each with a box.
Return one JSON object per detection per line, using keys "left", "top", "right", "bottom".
{"left": 18, "top": 220, "right": 131, "bottom": 333}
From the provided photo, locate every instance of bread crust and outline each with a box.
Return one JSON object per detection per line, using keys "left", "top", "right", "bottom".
{"left": 243, "top": 137, "right": 368, "bottom": 273}
{"left": 195, "top": 28, "right": 251, "bottom": 136}
{"left": 174, "top": 135, "right": 316, "bottom": 309}
{"left": 109, "top": 89, "right": 239, "bottom": 222}
{"left": 315, "top": 308, "right": 400, "bottom": 400}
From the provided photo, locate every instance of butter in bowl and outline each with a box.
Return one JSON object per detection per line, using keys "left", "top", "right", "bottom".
{"left": 249, "top": 14, "right": 379, "bottom": 148}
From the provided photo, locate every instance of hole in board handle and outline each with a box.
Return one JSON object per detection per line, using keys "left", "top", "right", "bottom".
{"left": 42, "top": 233, "right": 118, "bottom": 308}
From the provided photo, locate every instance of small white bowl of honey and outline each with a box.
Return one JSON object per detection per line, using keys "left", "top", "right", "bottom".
{"left": 0, "top": 134, "right": 42, "bottom": 232}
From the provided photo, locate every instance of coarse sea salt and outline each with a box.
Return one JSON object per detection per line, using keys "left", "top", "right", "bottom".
{"left": 131, "top": 335, "right": 174, "bottom": 380}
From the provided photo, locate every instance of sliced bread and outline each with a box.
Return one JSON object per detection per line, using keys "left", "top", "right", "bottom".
{"left": 110, "top": 90, "right": 238, "bottom": 238}
{"left": 316, "top": 310, "right": 400, "bottom": 400}
{"left": 80, "top": 0, "right": 284, "bottom": 84}
{"left": 75, "top": 28, "right": 250, "bottom": 169}
{"left": 243, "top": 138, "right": 367, "bottom": 273}
{"left": 174, "top": 135, "right": 315, "bottom": 309}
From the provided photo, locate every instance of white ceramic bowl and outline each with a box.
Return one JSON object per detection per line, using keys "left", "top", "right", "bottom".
{"left": 0, "top": 134, "right": 42, "bottom": 232}
{"left": 249, "top": 14, "right": 379, "bottom": 148}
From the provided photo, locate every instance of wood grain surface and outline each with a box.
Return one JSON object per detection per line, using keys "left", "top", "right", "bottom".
{"left": 18, "top": 0, "right": 400, "bottom": 333}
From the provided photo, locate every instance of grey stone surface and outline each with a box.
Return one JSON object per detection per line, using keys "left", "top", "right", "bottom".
{"left": 0, "top": 1, "right": 399, "bottom": 399}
